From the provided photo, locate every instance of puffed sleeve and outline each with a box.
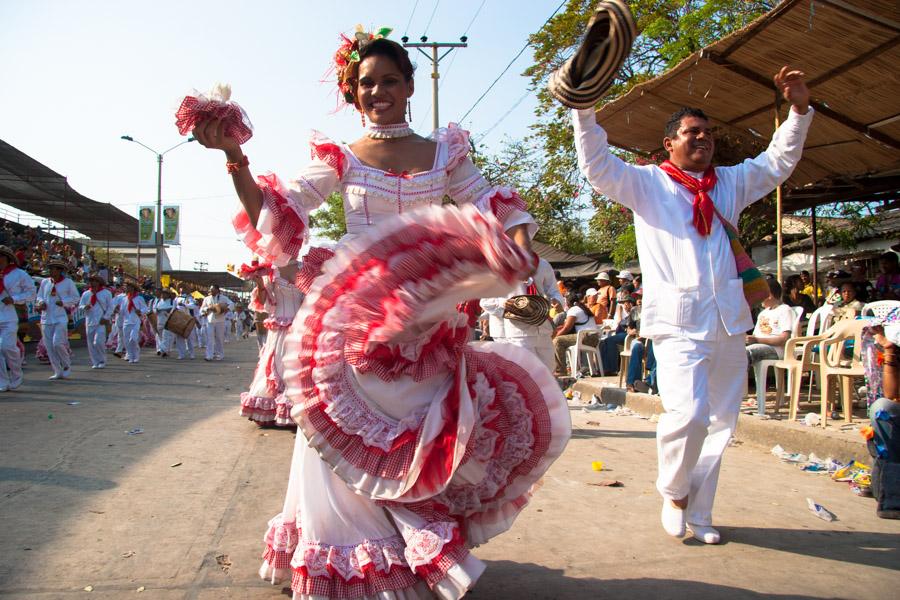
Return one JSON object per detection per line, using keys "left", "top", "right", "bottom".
{"left": 439, "top": 124, "right": 538, "bottom": 239}
{"left": 232, "top": 131, "right": 348, "bottom": 266}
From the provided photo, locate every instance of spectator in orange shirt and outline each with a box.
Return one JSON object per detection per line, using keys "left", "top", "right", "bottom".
{"left": 593, "top": 272, "right": 617, "bottom": 322}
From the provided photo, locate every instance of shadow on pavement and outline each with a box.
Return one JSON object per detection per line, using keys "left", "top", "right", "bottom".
{"left": 570, "top": 428, "right": 656, "bottom": 440}
{"left": 721, "top": 527, "right": 900, "bottom": 571}
{"left": 0, "top": 467, "right": 116, "bottom": 491}
{"left": 476, "top": 563, "right": 832, "bottom": 599}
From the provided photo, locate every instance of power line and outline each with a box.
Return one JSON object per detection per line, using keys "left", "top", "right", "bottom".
{"left": 473, "top": 88, "right": 533, "bottom": 144}
{"left": 439, "top": 0, "right": 487, "bottom": 90}
{"left": 422, "top": 0, "right": 441, "bottom": 37}
{"left": 403, "top": 0, "right": 421, "bottom": 36}
{"left": 458, "top": 0, "right": 566, "bottom": 124}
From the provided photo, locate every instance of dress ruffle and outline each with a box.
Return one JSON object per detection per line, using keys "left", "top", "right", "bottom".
{"left": 432, "top": 123, "right": 471, "bottom": 174}
{"left": 233, "top": 174, "right": 308, "bottom": 267}
{"left": 310, "top": 131, "right": 349, "bottom": 180}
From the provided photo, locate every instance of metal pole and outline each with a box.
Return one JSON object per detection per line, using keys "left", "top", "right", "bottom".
{"left": 106, "top": 202, "right": 111, "bottom": 266}
{"left": 431, "top": 45, "right": 440, "bottom": 131}
{"left": 156, "top": 154, "right": 163, "bottom": 288}
{"left": 811, "top": 208, "right": 820, "bottom": 305}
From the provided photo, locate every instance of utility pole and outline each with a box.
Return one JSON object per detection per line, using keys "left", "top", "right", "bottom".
{"left": 194, "top": 261, "right": 208, "bottom": 272}
{"left": 402, "top": 35, "right": 467, "bottom": 131}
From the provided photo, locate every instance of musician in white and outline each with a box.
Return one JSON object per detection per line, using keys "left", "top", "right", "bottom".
{"left": 572, "top": 66, "right": 812, "bottom": 544}
{"left": 200, "top": 284, "right": 233, "bottom": 361}
{"left": 174, "top": 286, "right": 199, "bottom": 359}
{"left": 112, "top": 286, "right": 128, "bottom": 358}
{"left": 480, "top": 257, "right": 563, "bottom": 370}
{"left": 153, "top": 289, "right": 176, "bottom": 358}
{"left": 121, "top": 281, "right": 149, "bottom": 363}
{"left": 36, "top": 258, "right": 80, "bottom": 379}
{"left": 78, "top": 273, "right": 114, "bottom": 369}
{"left": 0, "top": 246, "right": 35, "bottom": 391}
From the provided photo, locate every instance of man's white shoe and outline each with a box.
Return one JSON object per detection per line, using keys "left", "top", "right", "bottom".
{"left": 48, "top": 374, "right": 61, "bottom": 380}
{"left": 9, "top": 377, "right": 23, "bottom": 390}
{"left": 661, "top": 501, "right": 686, "bottom": 537}
{"left": 688, "top": 523, "right": 721, "bottom": 544}
{"left": 0, "top": 385, "right": 8, "bottom": 392}
{"left": 61, "top": 370, "right": 71, "bottom": 379}
{"left": 91, "top": 365, "right": 98, "bottom": 369}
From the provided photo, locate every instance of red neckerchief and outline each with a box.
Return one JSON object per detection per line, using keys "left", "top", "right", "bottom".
{"left": 659, "top": 160, "right": 718, "bottom": 236}
{"left": 127, "top": 291, "right": 138, "bottom": 313}
{"left": 90, "top": 284, "right": 104, "bottom": 306}
{"left": 50, "top": 273, "right": 64, "bottom": 296}
{"left": 526, "top": 282, "right": 539, "bottom": 296}
{"left": 0, "top": 264, "right": 17, "bottom": 296}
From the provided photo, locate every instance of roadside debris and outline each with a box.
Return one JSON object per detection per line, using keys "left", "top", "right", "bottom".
{"left": 170, "top": 462, "right": 182, "bottom": 468}
{"left": 806, "top": 498, "right": 837, "bottom": 522}
{"left": 591, "top": 461, "right": 604, "bottom": 472}
{"left": 215, "top": 554, "right": 232, "bottom": 573}
{"left": 588, "top": 480, "right": 623, "bottom": 487}
{"left": 126, "top": 427, "right": 144, "bottom": 435}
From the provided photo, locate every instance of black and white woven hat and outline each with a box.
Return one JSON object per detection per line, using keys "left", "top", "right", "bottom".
{"left": 547, "top": 0, "right": 636, "bottom": 109}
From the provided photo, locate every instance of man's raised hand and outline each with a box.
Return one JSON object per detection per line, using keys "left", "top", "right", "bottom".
{"left": 774, "top": 66, "right": 810, "bottom": 115}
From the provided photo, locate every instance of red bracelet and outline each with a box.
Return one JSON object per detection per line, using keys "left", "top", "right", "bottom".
{"left": 226, "top": 155, "right": 249, "bottom": 174}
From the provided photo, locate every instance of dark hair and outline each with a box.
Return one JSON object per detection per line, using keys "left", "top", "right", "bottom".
{"left": 664, "top": 107, "right": 709, "bottom": 139}
{"left": 566, "top": 291, "right": 591, "bottom": 317}
{"left": 880, "top": 251, "right": 899, "bottom": 265}
{"left": 767, "top": 278, "right": 782, "bottom": 300}
{"left": 343, "top": 38, "right": 415, "bottom": 106}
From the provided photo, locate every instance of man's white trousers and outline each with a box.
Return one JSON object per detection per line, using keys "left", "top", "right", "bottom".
{"left": 653, "top": 324, "right": 746, "bottom": 527}
{"left": 206, "top": 321, "right": 226, "bottom": 360}
{"left": 86, "top": 323, "right": 107, "bottom": 367}
{"left": 124, "top": 323, "right": 141, "bottom": 361}
{"left": 500, "top": 336, "right": 555, "bottom": 372}
{"left": 0, "top": 320, "right": 22, "bottom": 387}
{"left": 42, "top": 322, "right": 70, "bottom": 376}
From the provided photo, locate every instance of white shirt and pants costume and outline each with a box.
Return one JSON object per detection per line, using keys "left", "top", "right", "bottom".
{"left": 122, "top": 294, "right": 149, "bottom": 362}
{"left": 154, "top": 298, "right": 175, "bottom": 355}
{"left": 201, "top": 294, "right": 233, "bottom": 360}
{"left": 78, "top": 287, "right": 114, "bottom": 368}
{"left": 573, "top": 106, "right": 813, "bottom": 527}
{"left": 480, "top": 258, "right": 563, "bottom": 371}
{"left": 0, "top": 267, "right": 36, "bottom": 389}
{"left": 174, "top": 295, "right": 198, "bottom": 359}
{"left": 113, "top": 292, "right": 127, "bottom": 354}
{"left": 37, "top": 276, "right": 80, "bottom": 377}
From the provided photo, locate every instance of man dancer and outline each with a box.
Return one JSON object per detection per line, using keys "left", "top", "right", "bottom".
{"left": 122, "top": 281, "right": 148, "bottom": 363}
{"left": 200, "top": 284, "right": 233, "bottom": 361}
{"left": 480, "top": 257, "right": 563, "bottom": 371}
{"left": 36, "top": 258, "right": 80, "bottom": 379}
{"left": 153, "top": 289, "right": 175, "bottom": 358}
{"left": 572, "top": 67, "right": 813, "bottom": 543}
{"left": 78, "top": 273, "right": 114, "bottom": 369}
{"left": 0, "top": 245, "right": 35, "bottom": 391}
{"left": 174, "top": 286, "right": 198, "bottom": 359}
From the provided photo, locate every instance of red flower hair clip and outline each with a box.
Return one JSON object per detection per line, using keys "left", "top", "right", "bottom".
{"left": 332, "top": 25, "right": 393, "bottom": 105}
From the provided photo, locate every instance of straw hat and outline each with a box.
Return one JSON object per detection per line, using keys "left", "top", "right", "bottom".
{"left": 45, "top": 257, "right": 69, "bottom": 271}
{"left": 595, "top": 272, "right": 610, "bottom": 281}
{"left": 547, "top": 0, "right": 636, "bottom": 109}
{"left": 0, "top": 245, "right": 16, "bottom": 263}
{"left": 88, "top": 273, "right": 108, "bottom": 285}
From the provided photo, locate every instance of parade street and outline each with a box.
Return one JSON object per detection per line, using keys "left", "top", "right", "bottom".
{"left": 0, "top": 338, "right": 895, "bottom": 600}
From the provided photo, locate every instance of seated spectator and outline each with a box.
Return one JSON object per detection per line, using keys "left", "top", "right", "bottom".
{"left": 552, "top": 291, "right": 599, "bottom": 376}
{"left": 875, "top": 251, "right": 900, "bottom": 301}
{"left": 583, "top": 287, "right": 600, "bottom": 321}
{"left": 598, "top": 291, "right": 639, "bottom": 376}
{"left": 549, "top": 297, "right": 566, "bottom": 328}
{"left": 825, "top": 270, "right": 851, "bottom": 305}
{"left": 799, "top": 270, "right": 822, "bottom": 304}
{"left": 746, "top": 279, "right": 798, "bottom": 368}
{"left": 851, "top": 263, "right": 875, "bottom": 303}
{"left": 867, "top": 321, "right": 900, "bottom": 519}
{"left": 617, "top": 269, "right": 635, "bottom": 294}
{"left": 783, "top": 274, "right": 816, "bottom": 316}
{"left": 832, "top": 281, "right": 864, "bottom": 323}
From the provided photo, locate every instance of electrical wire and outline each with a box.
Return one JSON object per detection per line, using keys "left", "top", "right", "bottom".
{"left": 422, "top": 0, "right": 442, "bottom": 38}
{"left": 473, "top": 89, "right": 532, "bottom": 143}
{"left": 403, "top": 0, "right": 421, "bottom": 36}
{"left": 438, "top": 0, "right": 487, "bottom": 90}
{"left": 458, "top": 0, "right": 566, "bottom": 124}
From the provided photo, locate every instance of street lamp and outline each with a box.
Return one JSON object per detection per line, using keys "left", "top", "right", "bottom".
{"left": 120, "top": 134, "right": 195, "bottom": 287}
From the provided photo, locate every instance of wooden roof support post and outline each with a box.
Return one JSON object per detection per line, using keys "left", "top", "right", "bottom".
{"left": 811, "top": 207, "right": 820, "bottom": 305}
{"left": 775, "top": 93, "right": 783, "bottom": 285}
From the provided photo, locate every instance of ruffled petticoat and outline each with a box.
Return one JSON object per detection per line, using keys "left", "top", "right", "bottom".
{"left": 259, "top": 205, "right": 571, "bottom": 599}
{"left": 240, "top": 316, "right": 297, "bottom": 426}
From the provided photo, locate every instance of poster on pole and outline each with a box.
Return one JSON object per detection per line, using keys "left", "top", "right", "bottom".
{"left": 163, "top": 205, "right": 180, "bottom": 245}
{"left": 138, "top": 206, "right": 155, "bottom": 246}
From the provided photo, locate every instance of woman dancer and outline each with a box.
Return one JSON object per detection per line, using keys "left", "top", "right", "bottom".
{"left": 188, "top": 28, "right": 570, "bottom": 599}
{"left": 238, "top": 259, "right": 304, "bottom": 426}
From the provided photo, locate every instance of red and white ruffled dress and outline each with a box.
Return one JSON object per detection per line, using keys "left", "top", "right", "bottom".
{"left": 239, "top": 270, "right": 305, "bottom": 426}
{"left": 233, "top": 125, "right": 571, "bottom": 599}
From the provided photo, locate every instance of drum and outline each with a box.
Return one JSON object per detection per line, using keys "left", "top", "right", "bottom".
{"left": 147, "top": 312, "right": 158, "bottom": 332}
{"left": 165, "top": 309, "right": 196, "bottom": 338}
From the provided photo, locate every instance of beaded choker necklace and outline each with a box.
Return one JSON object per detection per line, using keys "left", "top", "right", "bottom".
{"left": 367, "top": 122, "right": 414, "bottom": 139}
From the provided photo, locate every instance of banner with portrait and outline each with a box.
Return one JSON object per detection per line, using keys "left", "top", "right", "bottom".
{"left": 162, "top": 205, "right": 180, "bottom": 245}
{"left": 138, "top": 205, "right": 155, "bottom": 245}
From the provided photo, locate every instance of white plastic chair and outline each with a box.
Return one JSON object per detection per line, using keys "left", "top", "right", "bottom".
{"left": 567, "top": 329, "right": 603, "bottom": 377}
{"left": 861, "top": 300, "right": 900, "bottom": 319}
{"left": 805, "top": 304, "right": 833, "bottom": 337}
{"left": 754, "top": 306, "right": 804, "bottom": 416}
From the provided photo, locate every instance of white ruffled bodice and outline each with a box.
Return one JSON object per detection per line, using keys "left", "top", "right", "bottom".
{"left": 267, "top": 276, "right": 304, "bottom": 322}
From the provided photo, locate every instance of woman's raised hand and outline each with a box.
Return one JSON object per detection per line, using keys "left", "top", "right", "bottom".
{"left": 192, "top": 118, "right": 242, "bottom": 156}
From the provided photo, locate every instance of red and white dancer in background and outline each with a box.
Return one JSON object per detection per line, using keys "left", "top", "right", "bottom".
{"left": 184, "top": 28, "right": 570, "bottom": 599}
{"left": 572, "top": 66, "right": 812, "bottom": 544}
{"left": 238, "top": 259, "right": 304, "bottom": 426}
{"left": 480, "top": 256, "right": 563, "bottom": 371}
{"left": 121, "top": 281, "right": 148, "bottom": 363}
{"left": 0, "top": 245, "right": 35, "bottom": 391}
{"left": 78, "top": 273, "right": 114, "bottom": 369}
{"left": 36, "top": 258, "right": 79, "bottom": 380}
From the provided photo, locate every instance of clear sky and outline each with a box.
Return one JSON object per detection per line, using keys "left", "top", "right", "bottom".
{"left": 0, "top": 0, "right": 562, "bottom": 272}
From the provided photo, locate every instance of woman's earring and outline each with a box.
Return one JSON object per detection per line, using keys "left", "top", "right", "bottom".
{"left": 407, "top": 100, "right": 412, "bottom": 122}
{"left": 360, "top": 111, "right": 366, "bottom": 127}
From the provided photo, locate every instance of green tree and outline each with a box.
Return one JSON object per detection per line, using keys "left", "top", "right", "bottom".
{"left": 308, "top": 192, "right": 346, "bottom": 241}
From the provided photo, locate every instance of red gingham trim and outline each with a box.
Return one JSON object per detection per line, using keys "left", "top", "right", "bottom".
{"left": 295, "top": 247, "right": 335, "bottom": 295}
{"left": 175, "top": 94, "right": 253, "bottom": 144}
{"left": 479, "top": 187, "right": 527, "bottom": 225}
{"left": 232, "top": 174, "right": 306, "bottom": 264}
{"left": 290, "top": 564, "right": 420, "bottom": 598}
{"left": 310, "top": 140, "right": 347, "bottom": 180}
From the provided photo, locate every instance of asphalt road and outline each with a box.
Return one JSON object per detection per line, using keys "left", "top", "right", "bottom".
{"left": 0, "top": 337, "right": 897, "bottom": 599}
